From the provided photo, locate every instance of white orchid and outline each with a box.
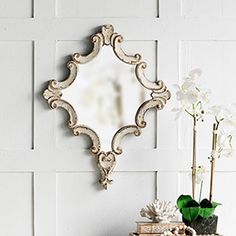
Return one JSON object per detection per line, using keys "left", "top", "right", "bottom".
{"left": 173, "top": 69, "right": 210, "bottom": 121}
{"left": 216, "top": 130, "right": 234, "bottom": 158}
{"left": 187, "top": 165, "right": 206, "bottom": 202}
{"left": 187, "top": 68, "right": 202, "bottom": 81}
{"left": 221, "top": 119, "right": 236, "bottom": 136}
{"left": 222, "top": 104, "right": 236, "bottom": 130}
{"left": 207, "top": 104, "right": 236, "bottom": 158}
{"left": 188, "top": 165, "right": 206, "bottom": 185}
{"left": 208, "top": 105, "right": 230, "bottom": 122}
{"left": 195, "top": 165, "right": 206, "bottom": 184}
{"left": 173, "top": 68, "right": 236, "bottom": 203}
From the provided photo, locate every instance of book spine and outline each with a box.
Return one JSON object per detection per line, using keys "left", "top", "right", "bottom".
{"left": 130, "top": 234, "right": 186, "bottom": 236}
{"left": 138, "top": 234, "right": 185, "bottom": 236}
{"left": 137, "top": 223, "right": 185, "bottom": 234}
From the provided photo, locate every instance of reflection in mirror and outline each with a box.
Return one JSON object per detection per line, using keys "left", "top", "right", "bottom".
{"left": 63, "top": 46, "right": 148, "bottom": 151}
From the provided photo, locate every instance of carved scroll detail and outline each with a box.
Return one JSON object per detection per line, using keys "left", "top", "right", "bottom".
{"left": 43, "top": 24, "right": 171, "bottom": 189}
{"left": 112, "top": 35, "right": 142, "bottom": 65}
{"left": 97, "top": 151, "right": 116, "bottom": 189}
{"left": 50, "top": 61, "right": 78, "bottom": 90}
{"left": 136, "top": 62, "right": 166, "bottom": 91}
{"left": 51, "top": 99, "right": 78, "bottom": 128}
{"left": 73, "top": 125, "right": 101, "bottom": 154}
{"left": 112, "top": 125, "right": 141, "bottom": 155}
{"left": 72, "top": 34, "right": 104, "bottom": 64}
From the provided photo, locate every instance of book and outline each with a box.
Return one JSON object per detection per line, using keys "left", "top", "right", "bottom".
{"left": 130, "top": 233, "right": 185, "bottom": 236}
{"left": 130, "top": 233, "right": 222, "bottom": 236}
{"left": 136, "top": 222, "right": 185, "bottom": 234}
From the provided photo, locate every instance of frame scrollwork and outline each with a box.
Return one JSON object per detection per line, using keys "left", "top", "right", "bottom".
{"left": 43, "top": 25, "right": 171, "bottom": 189}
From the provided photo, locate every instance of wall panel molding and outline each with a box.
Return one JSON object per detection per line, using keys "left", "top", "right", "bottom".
{"left": 0, "top": 0, "right": 235, "bottom": 235}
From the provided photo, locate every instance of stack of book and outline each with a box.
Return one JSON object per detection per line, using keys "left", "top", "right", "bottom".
{"left": 130, "top": 222, "right": 186, "bottom": 236}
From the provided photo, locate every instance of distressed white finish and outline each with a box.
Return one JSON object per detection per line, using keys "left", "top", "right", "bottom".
{"left": 43, "top": 25, "right": 170, "bottom": 189}
{"left": 0, "top": 0, "right": 236, "bottom": 235}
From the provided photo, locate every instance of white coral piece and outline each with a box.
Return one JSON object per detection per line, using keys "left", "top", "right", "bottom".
{"left": 140, "top": 200, "right": 177, "bottom": 223}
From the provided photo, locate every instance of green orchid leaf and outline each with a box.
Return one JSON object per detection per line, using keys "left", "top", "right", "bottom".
{"left": 212, "top": 201, "right": 222, "bottom": 208}
{"left": 186, "top": 200, "right": 200, "bottom": 208}
{"left": 177, "top": 195, "right": 193, "bottom": 210}
{"left": 199, "top": 207, "right": 215, "bottom": 218}
{"left": 182, "top": 207, "right": 200, "bottom": 222}
{"left": 200, "top": 198, "right": 213, "bottom": 208}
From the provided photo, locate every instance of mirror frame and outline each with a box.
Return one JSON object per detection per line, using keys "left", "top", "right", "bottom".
{"left": 43, "top": 25, "right": 171, "bottom": 189}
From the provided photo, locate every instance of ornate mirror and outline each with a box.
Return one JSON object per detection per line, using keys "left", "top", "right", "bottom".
{"left": 43, "top": 25, "right": 171, "bottom": 189}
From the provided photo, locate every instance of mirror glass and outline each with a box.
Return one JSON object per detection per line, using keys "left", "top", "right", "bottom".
{"left": 62, "top": 46, "right": 148, "bottom": 150}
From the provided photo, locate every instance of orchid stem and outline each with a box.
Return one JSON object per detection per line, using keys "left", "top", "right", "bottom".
{"left": 199, "top": 180, "right": 203, "bottom": 202}
{"left": 185, "top": 109, "right": 194, "bottom": 117}
{"left": 209, "top": 123, "right": 217, "bottom": 202}
{"left": 192, "top": 116, "right": 197, "bottom": 200}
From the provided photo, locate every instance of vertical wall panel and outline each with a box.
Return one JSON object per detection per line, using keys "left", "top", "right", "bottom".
{"left": 57, "top": 171, "right": 156, "bottom": 236}
{"left": 0, "top": 0, "right": 33, "bottom": 18}
{"left": 0, "top": 173, "right": 33, "bottom": 236}
{"left": 0, "top": 41, "right": 33, "bottom": 150}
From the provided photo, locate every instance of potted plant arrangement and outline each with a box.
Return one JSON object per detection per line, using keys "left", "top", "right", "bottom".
{"left": 173, "top": 69, "right": 236, "bottom": 235}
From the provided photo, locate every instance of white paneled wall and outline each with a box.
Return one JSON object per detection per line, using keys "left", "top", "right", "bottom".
{"left": 0, "top": 41, "right": 33, "bottom": 150}
{"left": 57, "top": 172, "right": 156, "bottom": 236}
{"left": 56, "top": 0, "right": 158, "bottom": 18}
{"left": 181, "top": 0, "right": 236, "bottom": 18}
{"left": 0, "top": 173, "right": 33, "bottom": 236}
{"left": 0, "top": 0, "right": 32, "bottom": 18}
{"left": 0, "top": 0, "right": 235, "bottom": 236}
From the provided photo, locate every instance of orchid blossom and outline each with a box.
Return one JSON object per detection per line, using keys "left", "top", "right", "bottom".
{"left": 208, "top": 104, "right": 236, "bottom": 158}
{"left": 173, "top": 69, "right": 235, "bottom": 202}
{"left": 173, "top": 69, "right": 210, "bottom": 121}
